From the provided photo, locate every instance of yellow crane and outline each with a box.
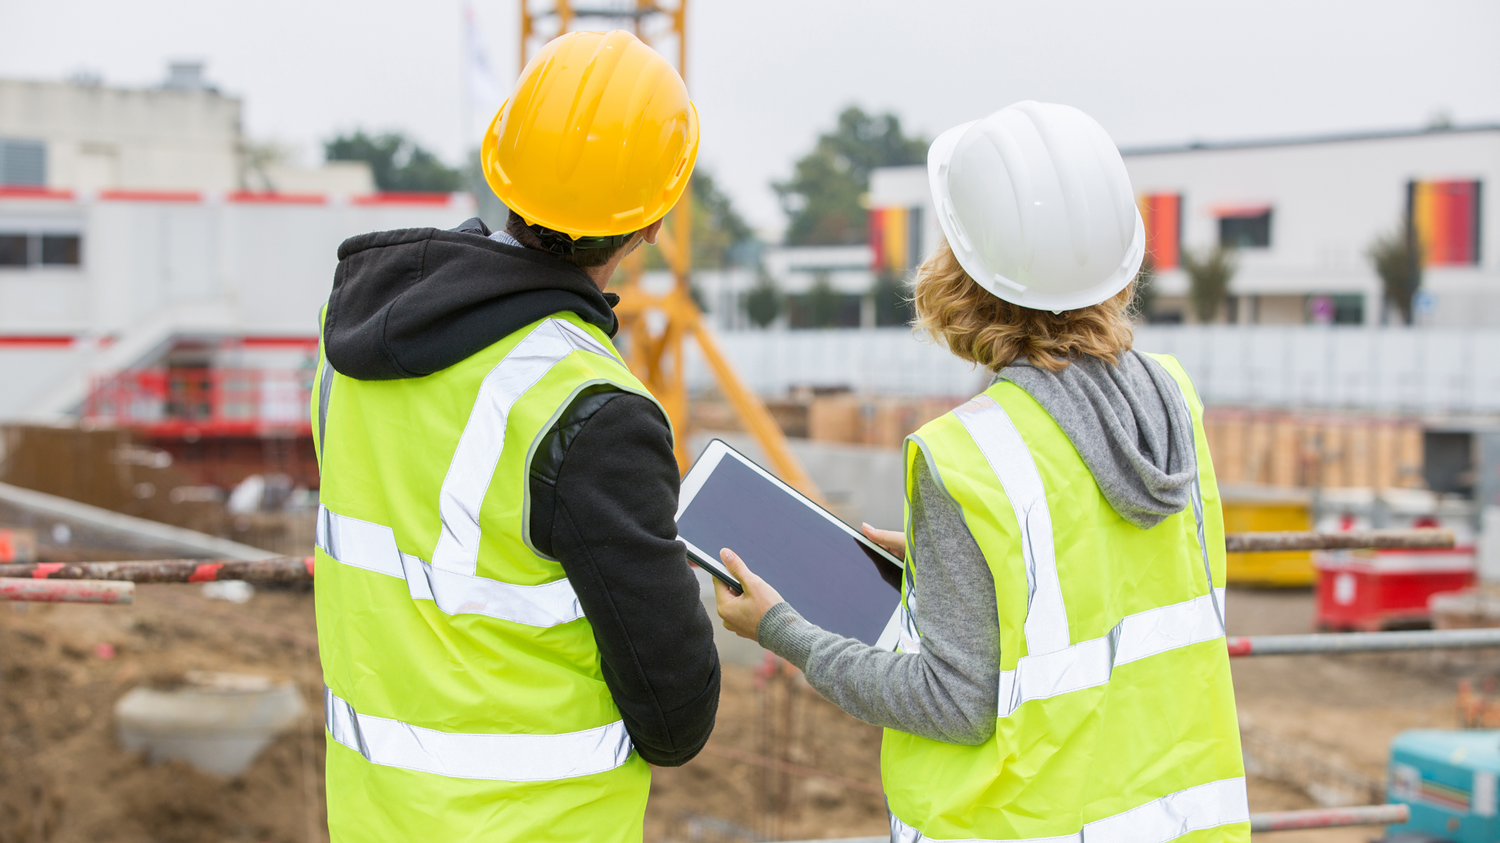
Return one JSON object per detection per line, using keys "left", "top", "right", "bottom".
{"left": 518, "top": 0, "right": 821, "bottom": 501}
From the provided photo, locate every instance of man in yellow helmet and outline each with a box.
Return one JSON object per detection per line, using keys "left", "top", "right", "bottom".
{"left": 311, "top": 30, "right": 717, "bottom": 842}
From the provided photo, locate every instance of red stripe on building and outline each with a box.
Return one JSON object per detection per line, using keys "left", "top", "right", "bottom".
{"left": 228, "top": 192, "right": 328, "bottom": 205}
{"left": 240, "top": 336, "right": 319, "bottom": 349}
{"left": 0, "top": 187, "right": 75, "bottom": 200}
{"left": 0, "top": 335, "right": 77, "bottom": 348}
{"left": 351, "top": 192, "right": 458, "bottom": 206}
{"left": 99, "top": 189, "right": 203, "bottom": 203}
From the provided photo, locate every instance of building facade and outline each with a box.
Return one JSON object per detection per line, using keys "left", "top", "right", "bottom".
{"left": 854, "top": 124, "right": 1498, "bottom": 329}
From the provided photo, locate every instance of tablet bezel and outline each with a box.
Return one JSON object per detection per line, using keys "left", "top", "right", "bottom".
{"left": 676, "top": 438, "right": 907, "bottom": 650}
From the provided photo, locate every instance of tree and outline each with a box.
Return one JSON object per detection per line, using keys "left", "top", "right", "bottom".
{"left": 804, "top": 272, "right": 843, "bottom": 327}
{"left": 1129, "top": 256, "right": 1158, "bottom": 322}
{"left": 325, "top": 131, "right": 463, "bottom": 192}
{"left": 644, "top": 169, "right": 757, "bottom": 271}
{"left": 1181, "top": 246, "right": 1238, "bottom": 323}
{"left": 873, "top": 270, "right": 914, "bottom": 327}
{"left": 744, "top": 270, "right": 782, "bottom": 328}
{"left": 1368, "top": 223, "right": 1423, "bottom": 325}
{"left": 774, "top": 106, "right": 927, "bottom": 245}
{"left": 689, "top": 170, "right": 754, "bottom": 268}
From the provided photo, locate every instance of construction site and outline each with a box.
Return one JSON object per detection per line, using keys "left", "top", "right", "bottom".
{"left": 3, "top": 1, "right": 1500, "bottom": 842}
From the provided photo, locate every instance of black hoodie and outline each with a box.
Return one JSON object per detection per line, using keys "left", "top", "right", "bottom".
{"left": 323, "top": 218, "right": 720, "bottom": 767}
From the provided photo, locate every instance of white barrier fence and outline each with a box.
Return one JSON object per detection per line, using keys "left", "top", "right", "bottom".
{"left": 686, "top": 326, "right": 1500, "bottom": 412}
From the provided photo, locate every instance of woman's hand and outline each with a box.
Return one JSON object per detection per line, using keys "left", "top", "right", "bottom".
{"left": 713, "top": 548, "right": 785, "bottom": 641}
{"left": 861, "top": 522, "right": 906, "bottom": 559}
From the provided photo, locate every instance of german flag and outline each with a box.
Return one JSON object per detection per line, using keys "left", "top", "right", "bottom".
{"left": 1410, "top": 180, "right": 1481, "bottom": 266}
{"left": 1137, "top": 193, "right": 1181, "bottom": 269}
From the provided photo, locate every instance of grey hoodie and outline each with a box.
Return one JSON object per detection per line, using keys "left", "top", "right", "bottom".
{"left": 757, "top": 350, "right": 1198, "bottom": 744}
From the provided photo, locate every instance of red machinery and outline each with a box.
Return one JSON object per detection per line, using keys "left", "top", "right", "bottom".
{"left": 1315, "top": 507, "right": 1477, "bottom": 631}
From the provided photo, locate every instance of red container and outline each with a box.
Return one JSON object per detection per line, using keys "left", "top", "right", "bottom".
{"left": 1315, "top": 549, "right": 1476, "bottom": 631}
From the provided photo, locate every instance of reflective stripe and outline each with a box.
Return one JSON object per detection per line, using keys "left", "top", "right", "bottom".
{"left": 954, "top": 393, "right": 1227, "bottom": 717}
{"left": 997, "top": 588, "right": 1228, "bottom": 716}
{"left": 1166, "top": 379, "right": 1226, "bottom": 630}
{"left": 889, "top": 776, "right": 1248, "bottom": 843}
{"left": 317, "top": 505, "right": 584, "bottom": 627}
{"left": 953, "top": 395, "right": 1070, "bottom": 656}
{"left": 897, "top": 592, "right": 922, "bottom": 654}
{"left": 324, "top": 686, "right": 632, "bottom": 782}
{"left": 317, "top": 354, "right": 334, "bottom": 460}
{"left": 432, "top": 318, "right": 620, "bottom": 577}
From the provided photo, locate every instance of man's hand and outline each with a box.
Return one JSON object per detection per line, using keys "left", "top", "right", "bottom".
{"left": 861, "top": 522, "right": 906, "bottom": 559}
{"left": 713, "top": 548, "right": 785, "bottom": 641}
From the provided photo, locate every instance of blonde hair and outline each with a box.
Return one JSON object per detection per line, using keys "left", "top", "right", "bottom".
{"left": 912, "top": 239, "right": 1137, "bottom": 373}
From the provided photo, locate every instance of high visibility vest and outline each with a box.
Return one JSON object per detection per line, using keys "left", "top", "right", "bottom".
{"left": 310, "top": 312, "right": 665, "bottom": 843}
{"left": 882, "top": 354, "right": 1249, "bottom": 843}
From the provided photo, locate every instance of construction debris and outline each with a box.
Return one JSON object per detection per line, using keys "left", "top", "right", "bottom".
{"left": 114, "top": 672, "right": 305, "bottom": 777}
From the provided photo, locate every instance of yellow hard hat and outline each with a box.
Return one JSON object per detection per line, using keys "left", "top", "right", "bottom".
{"left": 481, "top": 29, "right": 699, "bottom": 242}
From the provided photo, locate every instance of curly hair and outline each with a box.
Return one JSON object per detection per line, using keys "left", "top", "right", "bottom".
{"left": 912, "top": 239, "right": 1138, "bottom": 373}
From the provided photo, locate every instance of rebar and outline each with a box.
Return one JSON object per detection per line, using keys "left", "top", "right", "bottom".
{"left": 1225, "top": 528, "right": 1453, "bottom": 552}
{"left": 1229, "top": 628, "right": 1500, "bottom": 657}
{"left": 0, "top": 556, "right": 313, "bottom": 583}
{"left": 1249, "top": 804, "right": 1409, "bottom": 832}
{"left": 0, "top": 577, "right": 134, "bottom": 604}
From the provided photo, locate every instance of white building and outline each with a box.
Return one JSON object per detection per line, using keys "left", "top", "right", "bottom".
{"left": 862, "top": 124, "right": 1500, "bottom": 328}
{"left": 0, "top": 67, "right": 460, "bottom": 425}
{"left": 0, "top": 63, "right": 372, "bottom": 195}
{"left": 0, "top": 189, "right": 473, "bottom": 422}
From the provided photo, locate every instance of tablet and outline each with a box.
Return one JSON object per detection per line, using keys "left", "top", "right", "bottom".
{"left": 676, "top": 439, "right": 905, "bottom": 649}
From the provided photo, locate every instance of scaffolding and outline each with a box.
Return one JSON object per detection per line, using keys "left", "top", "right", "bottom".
{"left": 514, "top": 1, "right": 820, "bottom": 496}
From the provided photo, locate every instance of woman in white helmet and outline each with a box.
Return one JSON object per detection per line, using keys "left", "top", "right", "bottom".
{"left": 716, "top": 102, "right": 1249, "bottom": 843}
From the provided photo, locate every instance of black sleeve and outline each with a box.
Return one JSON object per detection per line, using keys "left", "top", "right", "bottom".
{"left": 528, "top": 388, "right": 720, "bottom": 767}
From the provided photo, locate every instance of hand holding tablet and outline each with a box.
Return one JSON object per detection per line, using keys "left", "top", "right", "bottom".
{"left": 675, "top": 440, "right": 906, "bottom": 649}
{"left": 712, "top": 548, "right": 784, "bottom": 641}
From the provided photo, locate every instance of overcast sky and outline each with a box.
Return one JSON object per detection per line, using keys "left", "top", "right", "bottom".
{"left": 2, "top": 0, "right": 1497, "bottom": 236}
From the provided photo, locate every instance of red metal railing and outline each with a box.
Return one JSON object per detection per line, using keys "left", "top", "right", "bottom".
{"left": 83, "top": 367, "right": 313, "bottom": 436}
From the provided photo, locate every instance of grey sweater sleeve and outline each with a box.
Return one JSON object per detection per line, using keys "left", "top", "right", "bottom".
{"left": 756, "top": 459, "right": 1000, "bottom": 744}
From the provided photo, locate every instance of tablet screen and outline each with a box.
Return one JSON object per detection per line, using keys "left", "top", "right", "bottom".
{"left": 677, "top": 444, "right": 903, "bottom": 647}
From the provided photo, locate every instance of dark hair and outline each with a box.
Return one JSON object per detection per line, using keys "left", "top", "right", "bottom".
{"left": 505, "top": 211, "right": 641, "bottom": 269}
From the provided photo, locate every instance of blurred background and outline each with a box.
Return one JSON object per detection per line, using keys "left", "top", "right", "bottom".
{"left": 1, "top": 2, "right": 1499, "bottom": 842}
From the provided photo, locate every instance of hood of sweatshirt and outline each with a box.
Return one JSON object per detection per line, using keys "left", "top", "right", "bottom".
{"left": 996, "top": 350, "right": 1197, "bottom": 530}
{"left": 323, "top": 218, "right": 619, "bottom": 381}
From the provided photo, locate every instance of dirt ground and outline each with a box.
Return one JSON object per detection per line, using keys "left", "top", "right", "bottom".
{"left": 0, "top": 585, "right": 1480, "bottom": 842}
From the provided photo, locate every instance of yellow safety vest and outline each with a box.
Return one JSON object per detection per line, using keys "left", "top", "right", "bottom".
{"left": 882, "top": 354, "right": 1249, "bottom": 843}
{"left": 311, "top": 312, "right": 665, "bottom": 842}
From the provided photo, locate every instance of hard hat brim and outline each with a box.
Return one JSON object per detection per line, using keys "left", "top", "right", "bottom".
{"left": 927, "top": 119, "right": 1147, "bottom": 312}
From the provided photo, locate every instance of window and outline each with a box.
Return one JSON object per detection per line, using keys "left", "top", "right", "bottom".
{"left": 0, "top": 232, "right": 83, "bottom": 268}
{"left": 0, "top": 138, "right": 47, "bottom": 186}
{"left": 1219, "top": 211, "right": 1272, "bottom": 249}
{"left": 41, "top": 234, "right": 80, "bottom": 265}
{"left": 0, "top": 234, "right": 26, "bottom": 266}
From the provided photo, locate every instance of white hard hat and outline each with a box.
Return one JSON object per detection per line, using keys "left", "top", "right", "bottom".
{"left": 927, "top": 101, "right": 1145, "bottom": 312}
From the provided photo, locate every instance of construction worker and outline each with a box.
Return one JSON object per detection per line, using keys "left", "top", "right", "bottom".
{"left": 311, "top": 30, "right": 718, "bottom": 842}
{"left": 716, "top": 102, "right": 1249, "bottom": 842}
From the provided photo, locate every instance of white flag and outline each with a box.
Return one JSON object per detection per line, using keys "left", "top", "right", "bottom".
{"left": 464, "top": 3, "right": 507, "bottom": 138}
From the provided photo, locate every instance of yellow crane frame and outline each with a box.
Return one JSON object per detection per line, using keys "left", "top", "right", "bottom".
{"left": 518, "top": 0, "right": 821, "bottom": 500}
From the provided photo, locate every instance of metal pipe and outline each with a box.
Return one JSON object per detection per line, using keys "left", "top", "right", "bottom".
{"left": 2, "top": 529, "right": 1454, "bottom": 584}
{"left": 0, "top": 556, "right": 314, "bottom": 583}
{"left": 1225, "top": 528, "right": 1454, "bottom": 552}
{"left": 0, "top": 577, "right": 134, "bottom": 604}
{"left": 1229, "top": 628, "right": 1500, "bottom": 657}
{"left": 1249, "top": 804, "right": 1409, "bottom": 832}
